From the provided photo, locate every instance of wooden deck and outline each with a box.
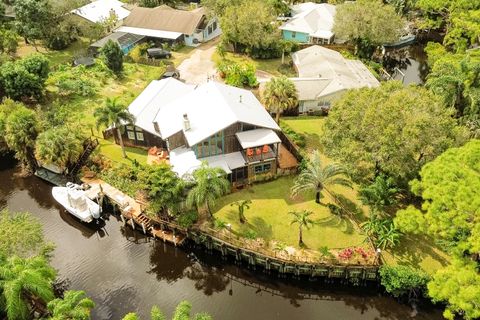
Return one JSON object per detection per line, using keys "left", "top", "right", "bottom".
{"left": 81, "top": 177, "right": 186, "bottom": 246}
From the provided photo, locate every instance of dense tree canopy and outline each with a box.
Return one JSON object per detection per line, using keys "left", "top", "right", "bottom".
{"left": 395, "top": 140, "right": 480, "bottom": 255}
{"left": 394, "top": 140, "right": 480, "bottom": 320}
{"left": 14, "top": 0, "right": 53, "bottom": 45}
{"left": 333, "top": 0, "right": 404, "bottom": 58}
{"left": 0, "top": 54, "right": 50, "bottom": 100}
{"left": 425, "top": 44, "right": 480, "bottom": 137}
{"left": 220, "top": 0, "right": 278, "bottom": 55}
{"left": 427, "top": 258, "right": 480, "bottom": 320}
{"left": 320, "top": 82, "right": 464, "bottom": 186}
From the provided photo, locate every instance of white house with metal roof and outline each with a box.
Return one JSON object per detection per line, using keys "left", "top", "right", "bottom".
{"left": 115, "top": 78, "right": 287, "bottom": 184}
{"left": 289, "top": 45, "right": 380, "bottom": 113}
{"left": 280, "top": 3, "right": 336, "bottom": 44}
{"left": 72, "top": 0, "right": 130, "bottom": 24}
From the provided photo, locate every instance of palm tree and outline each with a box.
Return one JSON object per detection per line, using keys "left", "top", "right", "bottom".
{"left": 186, "top": 162, "right": 230, "bottom": 219}
{"left": 230, "top": 200, "right": 251, "bottom": 223}
{"left": 261, "top": 76, "right": 298, "bottom": 123}
{"left": 4, "top": 107, "right": 39, "bottom": 172}
{"left": 35, "top": 126, "right": 85, "bottom": 170}
{"left": 94, "top": 97, "right": 134, "bottom": 158}
{"left": 289, "top": 210, "right": 315, "bottom": 246}
{"left": 47, "top": 290, "right": 95, "bottom": 320}
{"left": 291, "top": 150, "right": 352, "bottom": 204}
{"left": 0, "top": 255, "right": 56, "bottom": 320}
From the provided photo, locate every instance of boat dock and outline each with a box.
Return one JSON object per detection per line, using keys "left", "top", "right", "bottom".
{"left": 81, "top": 177, "right": 186, "bottom": 246}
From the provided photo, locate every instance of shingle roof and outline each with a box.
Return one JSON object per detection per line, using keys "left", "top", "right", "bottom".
{"left": 123, "top": 5, "right": 206, "bottom": 35}
{"left": 280, "top": 3, "right": 336, "bottom": 39}
{"left": 72, "top": 0, "right": 130, "bottom": 24}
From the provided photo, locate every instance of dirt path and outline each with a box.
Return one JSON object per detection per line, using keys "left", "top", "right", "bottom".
{"left": 177, "top": 39, "right": 219, "bottom": 85}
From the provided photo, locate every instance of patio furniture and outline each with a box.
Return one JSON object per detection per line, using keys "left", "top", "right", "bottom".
{"left": 256, "top": 148, "right": 262, "bottom": 156}
{"left": 262, "top": 145, "right": 269, "bottom": 153}
{"left": 246, "top": 148, "right": 254, "bottom": 157}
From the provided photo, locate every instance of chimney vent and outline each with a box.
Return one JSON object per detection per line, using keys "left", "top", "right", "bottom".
{"left": 239, "top": 95, "right": 242, "bottom": 103}
{"left": 183, "top": 114, "right": 191, "bottom": 131}
{"left": 153, "top": 121, "right": 160, "bottom": 133}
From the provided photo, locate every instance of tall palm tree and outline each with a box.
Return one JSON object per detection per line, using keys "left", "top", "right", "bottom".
{"left": 261, "top": 76, "right": 298, "bottom": 123}
{"left": 291, "top": 150, "right": 352, "bottom": 204}
{"left": 47, "top": 290, "right": 95, "bottom": 320}
{"left": 0, "top": 255, "right": 56, "bottom": 320}
{"left": 94, "top": 97, "right": 134, "bottom": 158}
{"left": 289, "top": 210, "right": 315, "bottom": 246}
{"left": 186, "top": 162, "right": 230, "bottom": 219}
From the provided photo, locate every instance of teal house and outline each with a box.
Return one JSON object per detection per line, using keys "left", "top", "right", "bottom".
{"left": 279, "top": 3, "right": 336, "bottom": 45}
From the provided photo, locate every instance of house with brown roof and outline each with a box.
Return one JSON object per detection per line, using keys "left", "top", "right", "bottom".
{"left": 115, "top": 5, "right": 220, "bottom": 46}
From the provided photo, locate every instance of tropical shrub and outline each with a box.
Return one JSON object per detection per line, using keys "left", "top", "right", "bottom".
{"left": 379, "top": 265, "right": 430, "bottom": 298}
{"left": 217, "top": 60, "right": 258, "bottom": 88}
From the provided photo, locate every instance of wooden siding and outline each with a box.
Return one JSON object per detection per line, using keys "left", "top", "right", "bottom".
{"left": 168, "top": 131, "right": 187, "bottom": 150}
{"left": 115, "top": 126, "right": 166, "bottom": 149}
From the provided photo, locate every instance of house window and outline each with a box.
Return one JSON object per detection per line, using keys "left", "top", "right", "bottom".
{"left": 254, "top": 163, "right": 272, "bottom": 174}
{"left": 126, "top": 125, "right": 134, "bottom": 130}
{"left": 195, "top": 131, "right": 224, "bottom": 158}
{"left": 291, "top": 31, "right": 296, "bottom": 38}
{"left": 208, "top": 25, "right": 213, "bottom": 35}
{"left": 127, "top": 131, "right": 135, "bottom": 140}
{"left": 136, "top": 131, "right": 144, "bottom": 141}
{"left": 212, "top": 21, "right": 217, "bottom": 30}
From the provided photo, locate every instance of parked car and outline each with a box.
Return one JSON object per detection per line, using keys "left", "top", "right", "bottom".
{"left": 147, "top": 48, "right": 172, "bottom": 59}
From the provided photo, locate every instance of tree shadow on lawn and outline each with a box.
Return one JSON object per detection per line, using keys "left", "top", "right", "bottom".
{"left": 315, "top": 214, "right": 355, "bottom": 235}
{"left": 222, "top": 209, "right": 274, "bottom": 242}
{"left": 388, "top": 234, "right": 449, "bottom": 270}
{"left": 333, "top": 193, "right": 368, "bottom": 223}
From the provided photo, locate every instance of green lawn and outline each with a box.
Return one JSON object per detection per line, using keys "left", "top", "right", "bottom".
{"left": 279, "top": 116, "right": 450, "bottom": 273}
{"left": 282, "top": 116, "right": 326, "bottom": 153}
{"left": 212, "top": 52, "right": 297, "bottom": 77}
{"left": 214, "top": 176, "right": 368, "bottom": 252}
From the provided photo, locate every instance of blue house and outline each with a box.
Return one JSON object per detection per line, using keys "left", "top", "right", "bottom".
{"left": 279, "top": 3, "right": 336, "bottom": 45}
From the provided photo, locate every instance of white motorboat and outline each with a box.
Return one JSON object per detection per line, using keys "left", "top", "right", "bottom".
{"left": 52, "top": 182, "right": 101, "bottom": 223}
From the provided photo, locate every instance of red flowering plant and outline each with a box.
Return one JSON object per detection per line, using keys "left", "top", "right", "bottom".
{"left": 337, "top": 247, "right": 375, "bottom": 264}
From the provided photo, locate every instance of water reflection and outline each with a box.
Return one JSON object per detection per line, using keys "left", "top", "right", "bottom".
{"left": 383, "top": 44, "right": 429, "bottom": 85}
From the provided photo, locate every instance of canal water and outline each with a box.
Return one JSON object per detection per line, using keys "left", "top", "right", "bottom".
{"left": 382, "top": 44, "right": 429, "bottom": 85}
{"left": 0, "top": 159, "right": 443, "bottom": 320}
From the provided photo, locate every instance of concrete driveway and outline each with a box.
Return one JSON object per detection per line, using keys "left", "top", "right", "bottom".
{"left": 177, "top": 41, "right": 218, "bottom": 85}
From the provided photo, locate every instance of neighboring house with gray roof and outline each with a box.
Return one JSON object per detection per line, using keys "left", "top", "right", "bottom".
{"left": 115, "top": 78, "right": 287, "bottom": 184}
{"left": 290, "top": 45, "right": 380, "bottom": 113}
{"left": 280, "top": 3, "right": 336, "bottom": 44}
{"left": 116, "top": 5, "right": 220, "bottom": 47}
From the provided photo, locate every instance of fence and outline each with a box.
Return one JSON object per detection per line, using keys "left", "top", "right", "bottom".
{"left": 278, "top": 130, "right": 304, "bottom": 163}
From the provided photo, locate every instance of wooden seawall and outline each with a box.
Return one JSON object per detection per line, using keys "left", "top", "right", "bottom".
{"left": 187, "top": 230, "right": 379, "bottom": 282}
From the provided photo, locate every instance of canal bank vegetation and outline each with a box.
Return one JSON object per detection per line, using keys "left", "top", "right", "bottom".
{"left": 122, "top": 301, "right": 212, "bottom": 320}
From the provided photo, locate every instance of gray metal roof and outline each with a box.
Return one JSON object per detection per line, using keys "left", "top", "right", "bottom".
{"left": 90, "top": 32, "right": 144, "bottom": 49}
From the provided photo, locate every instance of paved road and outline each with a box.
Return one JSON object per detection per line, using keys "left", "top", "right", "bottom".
{"left": 178, "top": 41, "right": 218, "bottom": 85}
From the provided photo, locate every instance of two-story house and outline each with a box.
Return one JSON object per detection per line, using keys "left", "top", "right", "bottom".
{"left": 116, "top": 78, "right": 287, "bottom": 184}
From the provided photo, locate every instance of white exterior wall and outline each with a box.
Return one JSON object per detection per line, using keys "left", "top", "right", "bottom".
{"left": 298, "top": 90, "right": 345, "bottom": 113}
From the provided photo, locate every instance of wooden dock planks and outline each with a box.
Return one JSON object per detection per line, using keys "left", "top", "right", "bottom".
{"left": 81, "top": 177, "right": 186, "bottom": 246}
